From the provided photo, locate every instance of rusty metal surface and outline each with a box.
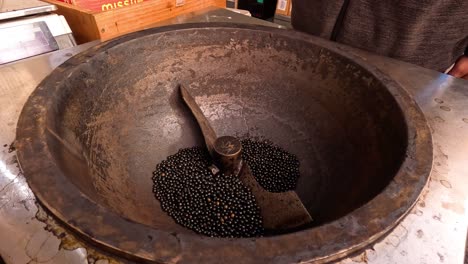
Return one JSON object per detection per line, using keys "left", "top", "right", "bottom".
{"left": 0, "top": 42, "right": 99, "bottom": 264}
{"left": 0, "top": 7, "right": 466, "bottom": 264}
{"left": 147, "top": 6, "right": 285, "bottom": 29}
{"left": 15, "top": 23, "right": 432, "bottom": 263}
{"left": 336, "top": 52, "right": 468, "bottom": 264}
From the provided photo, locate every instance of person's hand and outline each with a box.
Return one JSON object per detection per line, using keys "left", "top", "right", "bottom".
{"left": 448, "top": 55, "right": 468, "bottom": 80}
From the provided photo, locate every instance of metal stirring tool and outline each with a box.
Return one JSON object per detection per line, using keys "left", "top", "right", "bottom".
{"left": 180, "top": 84, "right": 313, "bottom": 231}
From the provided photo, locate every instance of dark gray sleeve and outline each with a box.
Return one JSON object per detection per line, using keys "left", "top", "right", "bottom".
{"left": 291, "top": 0, "right": 344, "bottom": 40}
{"left": 291, "top": 0, "right": 468, "bottom": 71}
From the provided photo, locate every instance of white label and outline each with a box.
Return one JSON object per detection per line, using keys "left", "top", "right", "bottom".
{"left": 278, "top": 0, "right": 287, "bottom": 11}
{"left": 176, "top": 0, "right": 185, "bottom": 6}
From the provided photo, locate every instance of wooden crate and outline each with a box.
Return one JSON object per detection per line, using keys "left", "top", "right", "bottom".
{"left": 53, "top": 0, "right": 151, "bottom": 12}
{"left": 44, "top": 0, "right": 226, "bottom": 43}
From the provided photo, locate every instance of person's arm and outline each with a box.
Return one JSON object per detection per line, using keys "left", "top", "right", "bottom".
{"left": 448, "top": 47, "right": 468, "bottom": 80}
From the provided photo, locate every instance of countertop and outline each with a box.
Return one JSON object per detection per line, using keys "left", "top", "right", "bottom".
{"left": 0, "top": 7, "right": 467, "bottom": 264}
{"left": 0, "top": 0, "right": 56, "bottom": 21}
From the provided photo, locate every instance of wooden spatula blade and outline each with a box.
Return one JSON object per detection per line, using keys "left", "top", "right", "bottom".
{"left": 239, "top": 163, "right": 313, "bottom": 230}
{"left": 180, "top": 85, "right": 217, "bottom": 154}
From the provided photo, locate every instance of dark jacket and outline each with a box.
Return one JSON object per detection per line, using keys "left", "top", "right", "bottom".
{"left": 291, "top": 0, "right": 468, "bottom": 72}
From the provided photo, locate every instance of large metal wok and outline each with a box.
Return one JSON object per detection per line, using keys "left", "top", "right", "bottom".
{"left": 15, "top": 23, "right": 432, "bottom": 263}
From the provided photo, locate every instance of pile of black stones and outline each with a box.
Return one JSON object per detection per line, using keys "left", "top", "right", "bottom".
{"left": 240, "top": 138, "right": 300, "bottom": 193}
{"left": 152, "top": 138, "right": 300, "bottom": 238}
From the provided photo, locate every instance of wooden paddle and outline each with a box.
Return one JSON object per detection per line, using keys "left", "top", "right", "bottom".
{"left": 180, "top": 85, "right": 312, "bottom": 230}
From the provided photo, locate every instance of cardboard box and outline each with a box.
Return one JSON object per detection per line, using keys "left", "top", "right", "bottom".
{"left": 275, "top": 0, "right": 290, "bottom": 16}
{"left": 45, "top": 0, "right": 226, "bottom": 43}
{"left": 54, "top": 0, "right": 146, "bottom": 12}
